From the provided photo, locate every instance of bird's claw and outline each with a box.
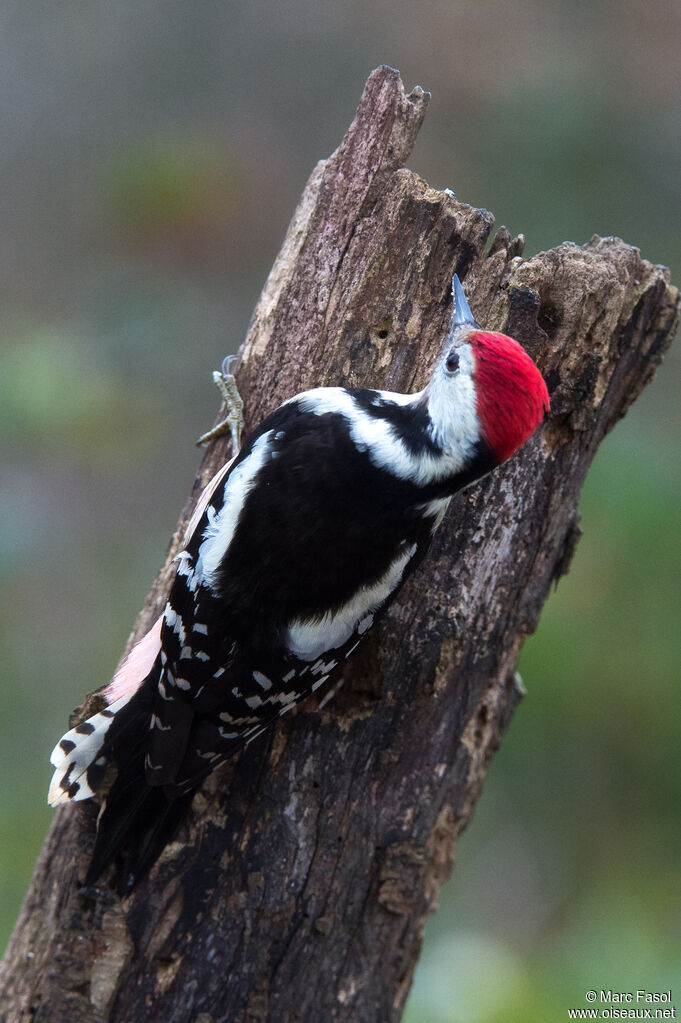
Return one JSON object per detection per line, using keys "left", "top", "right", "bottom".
{"left": 196, "top": 356, "right": 244, "bottom": 454}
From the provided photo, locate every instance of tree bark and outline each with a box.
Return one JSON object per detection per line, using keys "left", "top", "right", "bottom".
{"left": 1, "top": 65, "right": 677, "bottom": 1023}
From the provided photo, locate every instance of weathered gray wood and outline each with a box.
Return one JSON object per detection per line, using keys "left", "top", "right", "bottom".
{"left": 1, "top": 65, "right": 677, "bottom": 1023}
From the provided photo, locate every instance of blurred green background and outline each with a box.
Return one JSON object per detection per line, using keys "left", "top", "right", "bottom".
{"left": 1, "top": 3, "right": 679, "bottom": 1020}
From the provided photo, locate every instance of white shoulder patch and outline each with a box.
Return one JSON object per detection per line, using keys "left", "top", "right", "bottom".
{"left": 195, "top": 430, "right": 274, "bottom": 591}
{"left": 286, "top": 542, "right": 417, "bottom": 660}
{"left": 183, "top": 457, "right": 235, "bottom": 544}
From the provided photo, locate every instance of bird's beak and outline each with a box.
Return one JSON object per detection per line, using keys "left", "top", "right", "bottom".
{"left": 448, "top": 274, "right": 476, "bottom": 340}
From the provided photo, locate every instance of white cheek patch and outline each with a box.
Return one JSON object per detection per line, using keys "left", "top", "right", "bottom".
{"left": 292, "top": 388, "right": 474, "bottom": 485}
{"left": 286, "top": 543, "right": 417, "bottom": 660}
{"left": 425, "top": 344, "right": 481, "bottom": 463}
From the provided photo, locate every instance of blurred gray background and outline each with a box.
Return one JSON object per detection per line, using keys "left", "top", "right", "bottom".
{"left": 1, "top": 2, "right": 679, "bottom": 1020}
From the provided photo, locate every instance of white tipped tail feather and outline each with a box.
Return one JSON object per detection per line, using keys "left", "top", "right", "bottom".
{"left": 48, "top": 693, "right": 131, "bottom": 806}
{"left": 47, "top": 614, "right": 164, "bottom": 807}
{"left": 46, "top": 458, "right": 235, "bottom": 813}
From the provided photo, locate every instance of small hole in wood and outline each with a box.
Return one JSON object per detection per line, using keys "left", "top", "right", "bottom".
{"left": 371, "top": 317, "right": 393, "bottom": 344}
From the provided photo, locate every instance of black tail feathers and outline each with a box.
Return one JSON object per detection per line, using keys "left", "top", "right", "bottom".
{"left": 85, "top": 757, "right": 196, "bottom": 893}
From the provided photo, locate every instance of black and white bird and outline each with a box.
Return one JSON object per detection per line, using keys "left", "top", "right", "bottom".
{"left": 48, "top": 275, "right": 549, "bottom": 889}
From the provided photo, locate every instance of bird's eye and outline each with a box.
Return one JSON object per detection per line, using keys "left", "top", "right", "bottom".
{"left": 446, "top": 351, "right": 459, "bottom": 374}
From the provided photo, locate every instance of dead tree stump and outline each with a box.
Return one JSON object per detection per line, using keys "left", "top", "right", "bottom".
{"left": 1, "top": 65, "right": 677, "bottom": 1023}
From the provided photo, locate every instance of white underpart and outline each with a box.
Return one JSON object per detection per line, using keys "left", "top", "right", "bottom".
{"left": 47, "top": 692, "right": 133, "bottom": 806}
{"left": 103, "top": 614, "right": 164, "bottom": 704}
{"left": 194, "top": 430, "right": 274, "bottom": 590}
{"left": 286, "top": 543, "right": 417, "bottom": 661}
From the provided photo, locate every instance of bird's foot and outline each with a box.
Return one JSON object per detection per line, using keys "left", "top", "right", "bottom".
{"left": 196, "top": 355, "right": 244, "bottom": 454}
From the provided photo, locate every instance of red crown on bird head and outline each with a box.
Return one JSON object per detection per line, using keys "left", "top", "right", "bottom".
{"left": 469, "top": 330, "right": 550, "bottom": 463}
{"left": 446, "top": 275, "right": 549, "bottom": 463}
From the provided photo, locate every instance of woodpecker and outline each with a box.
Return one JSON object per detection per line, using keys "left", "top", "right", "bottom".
{"left": 48, "top": 275, "right": 549, "bottom": 889}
